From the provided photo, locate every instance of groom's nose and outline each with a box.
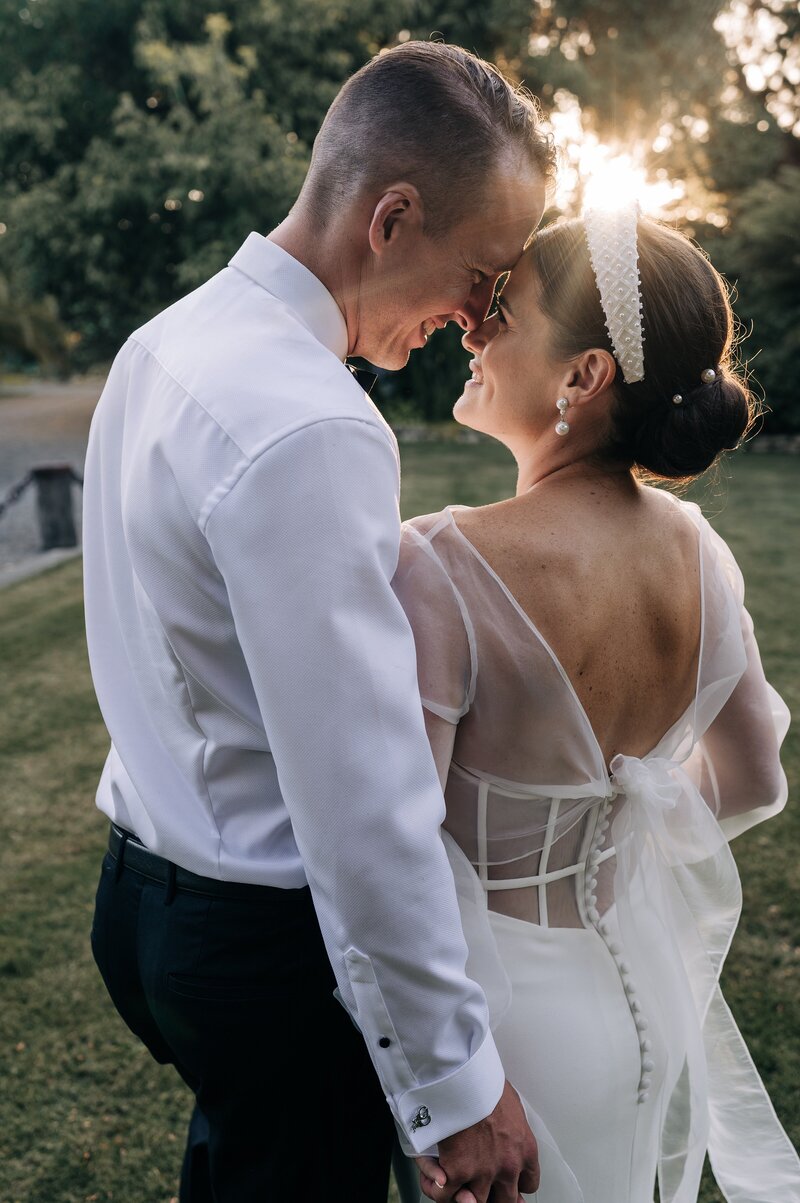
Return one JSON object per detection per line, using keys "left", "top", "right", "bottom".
{"left": 462, "top": 312, "right": 498, "bottom": 355}
{"left": 451, "top": 275, "right": 499, "bottom": 332}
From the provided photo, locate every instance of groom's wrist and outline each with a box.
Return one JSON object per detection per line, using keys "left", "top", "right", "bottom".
{"left": 389, "top": 1032, "right": 505, "bottom": 1155}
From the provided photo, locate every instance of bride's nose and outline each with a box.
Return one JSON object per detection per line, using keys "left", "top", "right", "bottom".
{"left": 462, "top": 312, "right": 498, "bottom": 355}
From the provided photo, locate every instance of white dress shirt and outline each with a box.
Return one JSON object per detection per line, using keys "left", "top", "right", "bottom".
{"left": 82, "top": 232, "right": 505, "bottom": 1152}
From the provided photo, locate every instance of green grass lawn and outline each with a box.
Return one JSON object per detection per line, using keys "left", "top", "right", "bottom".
{"left": 1, "top": 449, "right": 797, "bottom": 1203}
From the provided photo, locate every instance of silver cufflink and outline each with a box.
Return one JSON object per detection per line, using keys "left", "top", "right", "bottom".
{"left": 411, "top": 1105, "right": 431, "bottom": 1132}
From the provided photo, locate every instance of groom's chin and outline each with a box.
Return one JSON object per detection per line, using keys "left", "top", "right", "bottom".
{"left": 368, "top": 348, "right": 412, "bottom": 372}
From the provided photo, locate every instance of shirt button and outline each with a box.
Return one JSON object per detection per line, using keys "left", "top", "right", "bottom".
{"left": 379, "top": 1037, "right": 391, "bottom": 1048}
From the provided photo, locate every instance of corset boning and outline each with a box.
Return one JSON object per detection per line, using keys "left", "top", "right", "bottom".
{"left": 442, "top": 763, "right": 621, "bottom": 930}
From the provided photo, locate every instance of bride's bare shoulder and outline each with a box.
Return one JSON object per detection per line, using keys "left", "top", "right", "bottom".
{"left": 449, "top": 495, "right": 546, "bottom": 544}
{"left": 451, "top": 481, "right": 700, "bottom": 568}
{"left": 635, "top": 484, "right": 705, "bottom": 544}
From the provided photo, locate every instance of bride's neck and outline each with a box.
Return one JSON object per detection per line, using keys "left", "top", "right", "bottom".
{"left": 513, "top": 452, "right": 634, "bottom": 497}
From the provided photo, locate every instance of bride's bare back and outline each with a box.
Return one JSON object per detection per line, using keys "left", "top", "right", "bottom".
{"left": 453, "top": 474, "right": 701, "bottom": 764}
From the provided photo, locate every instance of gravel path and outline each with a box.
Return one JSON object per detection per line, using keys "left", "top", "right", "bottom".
{"left": 0, "top": 376, "right": 105, "bottom": 570}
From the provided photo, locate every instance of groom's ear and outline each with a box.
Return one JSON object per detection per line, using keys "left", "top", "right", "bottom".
{"left": 368, "top": 184, "right": 424, "bottom": 255}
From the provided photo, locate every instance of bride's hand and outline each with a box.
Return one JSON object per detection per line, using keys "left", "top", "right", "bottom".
{"left": 415, "top": 1157, "right": 475, "bottom": 1203}
{"left": 415, "top": 1156, "right": 526, "bottom": 1203}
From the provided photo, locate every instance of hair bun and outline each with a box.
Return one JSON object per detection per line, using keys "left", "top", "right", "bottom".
{"left": 632, "top": 372, "right": 752, "bottom": 479}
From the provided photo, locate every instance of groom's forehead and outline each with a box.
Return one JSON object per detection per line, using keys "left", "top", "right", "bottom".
{"left": 458, "top": 217, "right": 540, "bottom": 273}
{"left": 457, "top": 171, "right": 546, "bottom": 263}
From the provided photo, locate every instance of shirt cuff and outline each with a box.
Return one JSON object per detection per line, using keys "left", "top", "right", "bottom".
{"left": 389, "top": 1031, "right": 506, "bottom": 1155}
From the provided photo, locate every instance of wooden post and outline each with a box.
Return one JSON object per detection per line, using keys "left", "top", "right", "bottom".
{"left": 31, "top": 465, "right": 78, "bottom": 550}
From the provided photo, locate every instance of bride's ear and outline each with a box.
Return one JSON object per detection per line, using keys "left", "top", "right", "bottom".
{"left": 563, "top": 349, "right": 617, "bottom": 408}
{"left": 368, "top": 184, "right": 424, "bottom": 255}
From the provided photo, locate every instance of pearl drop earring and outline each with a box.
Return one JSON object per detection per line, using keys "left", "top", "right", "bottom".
{"left": 555, "top": 397, "right": 570, "bottom": 436}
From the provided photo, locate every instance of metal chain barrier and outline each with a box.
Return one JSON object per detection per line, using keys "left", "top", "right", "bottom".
{"left": 0, "top": 465, "right": 83, "bottom": 549}
{"left": 0, "top": 472, "right": 34, "bottom": 523}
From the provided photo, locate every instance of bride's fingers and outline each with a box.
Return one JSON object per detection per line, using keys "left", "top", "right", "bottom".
{"left": 415, "top": 1155, "right": 447, "bottom": 1189}
{"left": 453, "top": 1189, "right": 478, "bottom": 1203}
{"left": 416, "top": 1155, "right": 454, "bottom": 1200}
{"left": 419, "top": 1175, "right": 449, "bottom": 1200}
{"left": 419, "top": 1172, "right": 461, "bottom": 1201}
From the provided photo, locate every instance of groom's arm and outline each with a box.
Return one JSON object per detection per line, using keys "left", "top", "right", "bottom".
{"left": 205, "top": 412, "right": 505, "bottom": 1151}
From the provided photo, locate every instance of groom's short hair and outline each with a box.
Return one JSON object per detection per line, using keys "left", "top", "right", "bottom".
{"left": 302, "top": 41, "right": 555, "bottom": 238}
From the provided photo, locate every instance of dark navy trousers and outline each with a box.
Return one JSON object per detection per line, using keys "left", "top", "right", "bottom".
{"left": 91, "top": 845, "right": 395, "bottom": 1201}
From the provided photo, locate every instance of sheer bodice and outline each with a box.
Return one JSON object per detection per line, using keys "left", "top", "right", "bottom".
{"left": 393, "top": 496, "right": 787, "bottom": 930}
{"left": 392, "top": 493, "right": 797, "bottom": 1203}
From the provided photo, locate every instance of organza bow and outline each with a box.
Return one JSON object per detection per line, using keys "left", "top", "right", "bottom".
{"left": 610, "top": 753, "right": 681, "bottom": 814}
{"left": 609, "top": 751, "right": 800, "bottom": 1203}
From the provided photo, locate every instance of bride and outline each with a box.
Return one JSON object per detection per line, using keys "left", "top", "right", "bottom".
{"left": 391, "top": 205, "right": 798, "bottom": 1202}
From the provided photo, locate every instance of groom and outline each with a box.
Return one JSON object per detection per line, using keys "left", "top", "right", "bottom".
{"left": 84, "top": 40, "right": 552, "bottom": 1203}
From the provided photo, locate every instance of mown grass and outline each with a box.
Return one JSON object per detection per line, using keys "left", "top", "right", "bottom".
{"left": 0, "top": 448, "right": 797, "bottom": 1202}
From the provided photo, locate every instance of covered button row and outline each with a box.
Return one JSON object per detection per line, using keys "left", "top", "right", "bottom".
{"left": 585, "top": 800, "right": 652, "bottom": 1104}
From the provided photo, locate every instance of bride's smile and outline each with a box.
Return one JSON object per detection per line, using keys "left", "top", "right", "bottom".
{"left": 466, "top": 355, "right": 483, "bottom": 386}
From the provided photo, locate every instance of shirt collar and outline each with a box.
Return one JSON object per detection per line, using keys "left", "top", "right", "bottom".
{"left": 228, "top": 232, "right": 349, "bottom": 361}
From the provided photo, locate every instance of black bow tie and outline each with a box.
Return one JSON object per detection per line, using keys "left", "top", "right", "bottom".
{"left": 347, "top": 364, "right": 379, "bottom": 396}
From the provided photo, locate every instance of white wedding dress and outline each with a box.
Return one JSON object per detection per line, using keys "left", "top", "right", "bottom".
{"left": 391, "top": 495, "right": 798, "bottom": 1203}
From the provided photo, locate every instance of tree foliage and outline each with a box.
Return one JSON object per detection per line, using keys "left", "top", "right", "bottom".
{"left": 0, "top": 270, "right": 68, "bottom": 375}
{"left": 0, "top": 0, "right": 796, "bottom": 429}
{"left": 707, "top": 165, "right": 800, "bottom": 432}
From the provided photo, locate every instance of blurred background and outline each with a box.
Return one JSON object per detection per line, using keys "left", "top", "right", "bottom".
{"left": 1, "top": 0, "right": 799, "bottom": 426}
{"left": 0, "top": 3, "right": 798, "bottom": 1201}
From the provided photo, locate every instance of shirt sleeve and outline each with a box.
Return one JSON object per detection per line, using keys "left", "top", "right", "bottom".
{"left": 204, "top": 416, "right": 504, "bottom": 1151}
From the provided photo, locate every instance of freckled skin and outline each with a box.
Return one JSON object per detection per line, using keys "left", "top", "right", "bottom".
{"left": 451, "top": 259, "right": 702, "bottom": 764}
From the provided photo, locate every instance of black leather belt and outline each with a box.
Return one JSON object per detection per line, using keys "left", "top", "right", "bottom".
{"left": 108, "top": 823, "right": 306, "bottom": 904}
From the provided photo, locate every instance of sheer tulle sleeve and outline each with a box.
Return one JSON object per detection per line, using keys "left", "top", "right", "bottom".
{"left": 392, "top": 520, "right": 476, "bottom": 792}
{"left": 392, "top": 519, "right": 476, "bottom": 726}
{"left": 686, "top": 512, "right": 790, "bottom": 840}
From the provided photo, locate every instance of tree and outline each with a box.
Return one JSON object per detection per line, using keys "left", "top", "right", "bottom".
{"left": 0, "top": 0, "right": 797, "bottom": 427}
{"left": 706, "top": 165, "right": 800, "bottom": 432}
{"left": 0, "top": 271, "right": 68, "bottom": 376}
{"left": 2, "top": 8, "right": 308, "bottom": 365}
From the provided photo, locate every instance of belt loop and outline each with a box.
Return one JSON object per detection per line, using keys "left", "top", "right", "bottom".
{"left": 164, "top": 861, "right": 177, "bottom": 906}
{"left": 114, "top": 831, "right": 129, "bottom": 882}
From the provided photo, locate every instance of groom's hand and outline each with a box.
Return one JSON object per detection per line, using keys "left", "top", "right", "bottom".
{"left": 415, "top": 1079, "right": 539, "bottom": 1203}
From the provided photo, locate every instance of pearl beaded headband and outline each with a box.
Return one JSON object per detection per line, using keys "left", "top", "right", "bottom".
{"left": 583, "top": 200, "right": 645, "bottom": 385}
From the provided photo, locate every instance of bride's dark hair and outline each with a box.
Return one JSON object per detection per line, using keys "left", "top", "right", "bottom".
{"left": 527, "top": 216, "right": 755, "bottom": 481}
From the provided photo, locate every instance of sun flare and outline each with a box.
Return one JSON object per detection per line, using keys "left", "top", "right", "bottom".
{"left": 581, "top": 152, "right": 683, "bottom": 215}
{"left": 549, "top": 90, "right": 686, "bottom": 217}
